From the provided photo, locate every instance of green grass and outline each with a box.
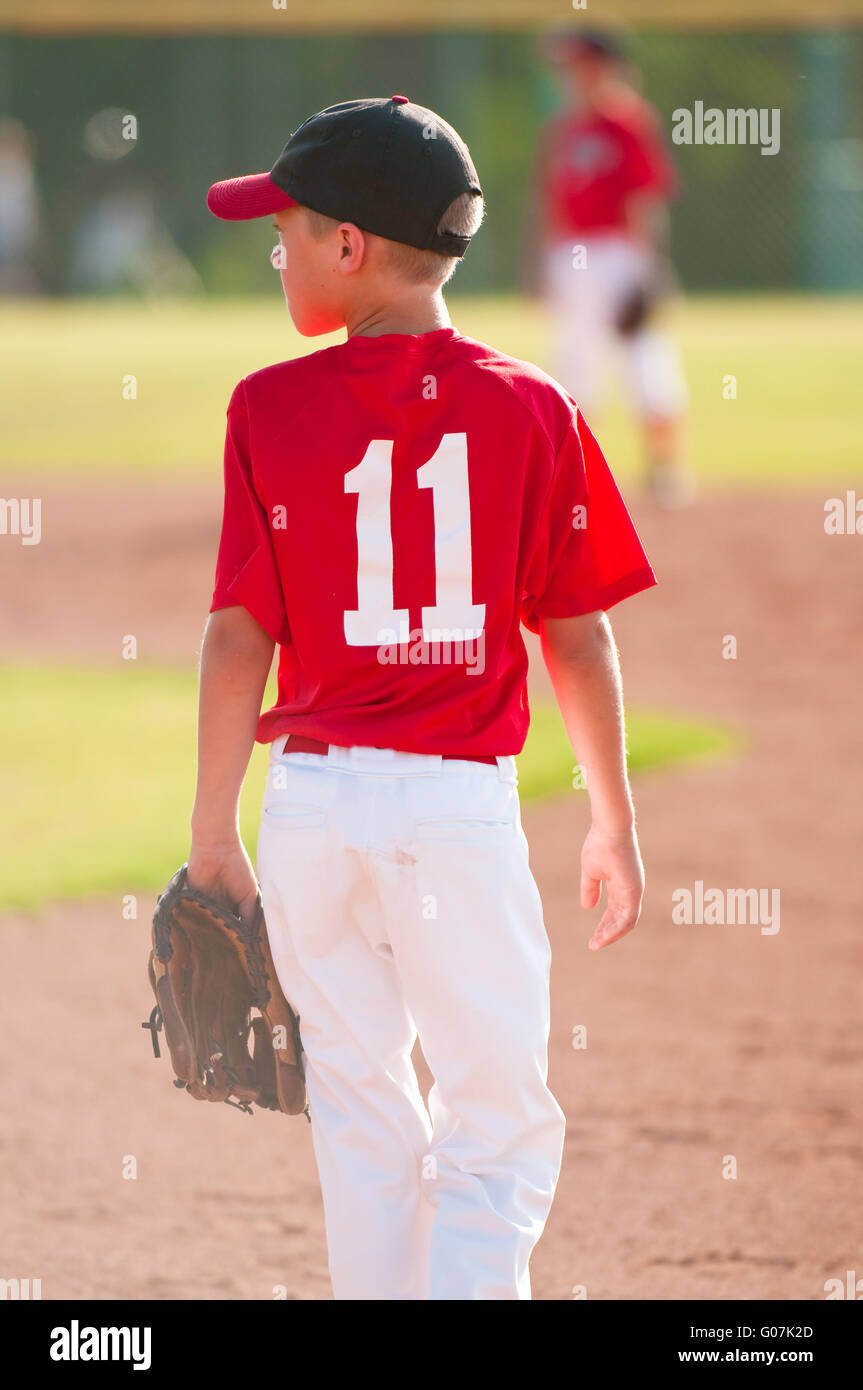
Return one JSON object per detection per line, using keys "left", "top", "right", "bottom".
{"left": 0, "top": 664, "right": 736, "bottom": 913}
{"left": 2, "top": 293, "right": 861, "bottom": 487}
{"left": 521, "top": 702, "right": 737, "bottom": 805}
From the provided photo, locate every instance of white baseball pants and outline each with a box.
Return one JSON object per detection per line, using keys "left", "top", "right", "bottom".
{"left": 256, "top": 740, "right": 567, "bottom": 1301}
{"left": 543, "top": 234, "right": 688, "bottom": 420}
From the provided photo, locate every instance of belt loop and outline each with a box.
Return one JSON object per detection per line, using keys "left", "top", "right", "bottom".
{"left": 496, "top": 755, "right": 518, "bottom": 785}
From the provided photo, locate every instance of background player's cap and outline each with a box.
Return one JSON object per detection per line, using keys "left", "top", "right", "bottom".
{"left": 207, "top": 95, "right": 483, "bottom": 258}
{"left": 539, "top": 27, "right": 628, "bottom": 66}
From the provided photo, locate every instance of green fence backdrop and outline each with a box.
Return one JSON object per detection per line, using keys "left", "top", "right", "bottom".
{"left": 1, "top": 25, "right": 861, "bottom": 295}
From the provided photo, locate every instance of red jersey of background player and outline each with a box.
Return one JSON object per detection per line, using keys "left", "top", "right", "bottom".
{"left": 539, "top": 94, "right": 678, "bottom": 239}
{"left": 210, "top": 326, "right": 656, "bottom": 756}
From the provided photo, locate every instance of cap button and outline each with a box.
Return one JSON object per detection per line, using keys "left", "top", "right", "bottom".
{"left": 391, "top": 94, "right": 409, "bottom": 104}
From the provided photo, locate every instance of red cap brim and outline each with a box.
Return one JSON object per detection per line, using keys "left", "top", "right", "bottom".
{"left": 206, "top": 172, "right": 297, "bottom": 221}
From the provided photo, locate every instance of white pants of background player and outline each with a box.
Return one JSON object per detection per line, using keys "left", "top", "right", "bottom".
{"left": 544, "top": 234, "right": 688, "bottom": 419}
{"left": 257, "top": 739, "right": 567, "bottom": 1301}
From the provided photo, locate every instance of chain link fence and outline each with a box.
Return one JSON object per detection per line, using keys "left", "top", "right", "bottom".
{"left": 0, "top": 25, "right": 860, "bottom": 294}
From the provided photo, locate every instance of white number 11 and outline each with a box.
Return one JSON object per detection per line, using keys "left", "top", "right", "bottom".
{"left": 343, "top": 432, "right": 485, "bottom": 646}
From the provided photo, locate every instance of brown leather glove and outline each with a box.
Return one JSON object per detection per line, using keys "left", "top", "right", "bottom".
{"left": 614, "top": 284, "right": 654, "bottom": 336}
{"left": 142, "top": 864, "right": 308, "bottom": 1119}
{"left": 614, "top": 256, "right": 678, "bottom": 337}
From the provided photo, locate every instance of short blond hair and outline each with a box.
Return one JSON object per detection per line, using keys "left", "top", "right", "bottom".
{"left": 303, "top": 191, "right": 483, "bottom": 286}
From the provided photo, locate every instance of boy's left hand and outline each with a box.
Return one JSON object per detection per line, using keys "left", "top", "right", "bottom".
{"left": 580, "top": 822, "right": 645, "bottom": 951}
{"left": 187, "top": 836, "right": 259, "bottom": 923}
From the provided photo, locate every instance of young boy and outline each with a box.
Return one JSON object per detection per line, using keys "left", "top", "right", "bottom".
{"left": 189, "top": 96, "right": 655, "bottom": 1301}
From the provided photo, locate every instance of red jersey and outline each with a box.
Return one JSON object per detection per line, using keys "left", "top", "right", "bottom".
{"left": 210, "top": 327, "right": 655, "bottom": 755}
{"left": 539, "top": 96, "right": 677, "bottom": 239}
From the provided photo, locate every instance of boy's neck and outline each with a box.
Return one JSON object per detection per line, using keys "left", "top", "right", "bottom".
{"left": 346, "top": 291, "right": 451, "bottom": 339}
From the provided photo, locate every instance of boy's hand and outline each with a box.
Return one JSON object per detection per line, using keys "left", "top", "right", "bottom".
{"left": 187, "top": 836, "right": 259, "bottom": 924}
{"left": 580, "top": 823, "right": 645, "bottom": 951}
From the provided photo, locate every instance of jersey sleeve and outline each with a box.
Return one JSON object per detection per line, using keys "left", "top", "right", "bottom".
{"left": 209, "top": 380, "right": 291, "bottom": 645}
{"left": 520, "top": 404, "right": 657, "bottom": 633}
{"left": 621, "top": 112, "right": 678, "bottom": 201}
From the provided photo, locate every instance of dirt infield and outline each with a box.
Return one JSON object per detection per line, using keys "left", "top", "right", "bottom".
{"left": 1, "top": 483, "right": 860, "bottom": 1300}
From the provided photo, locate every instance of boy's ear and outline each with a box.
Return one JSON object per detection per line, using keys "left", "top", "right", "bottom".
{"left": 335, "top": 223, "right": 367, "bottom": 275}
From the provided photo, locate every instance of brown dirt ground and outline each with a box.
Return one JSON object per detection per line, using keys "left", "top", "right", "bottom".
{"left": 1, "top": 481, "right": 861, "bottom": 1301}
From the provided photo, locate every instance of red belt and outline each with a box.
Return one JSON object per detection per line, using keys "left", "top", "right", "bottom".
{"left": 282, "top": 734, "right": 497, "bottom": 766}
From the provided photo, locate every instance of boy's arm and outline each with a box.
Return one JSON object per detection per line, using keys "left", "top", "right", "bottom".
{"left": 187, "top": 605, "right": 275, "bottom": 921}
{"left": 538, "top": 608, "right": 644, "bottom": 951}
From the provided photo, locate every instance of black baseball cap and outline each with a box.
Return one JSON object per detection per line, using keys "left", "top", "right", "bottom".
{"left": 207, "top": 95, "right": 482, "bottom": 258}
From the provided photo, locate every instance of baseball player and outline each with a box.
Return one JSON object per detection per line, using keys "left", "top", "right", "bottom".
{"left": 527, "top": 29, "right": 693, "bottom": 505}
{"left": 187, "top": 96, "right": 655, "bottom": 1300}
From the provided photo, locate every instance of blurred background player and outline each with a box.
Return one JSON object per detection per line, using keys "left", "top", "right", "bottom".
{"left": 526, "top": 28, "right": 693, "bottom": 506}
